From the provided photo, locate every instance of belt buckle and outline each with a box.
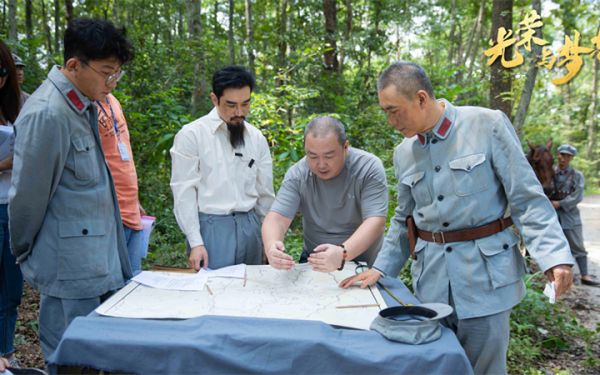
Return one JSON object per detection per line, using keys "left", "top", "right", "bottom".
{"left": 431, "top": 231, "right": 445, "bottom": 244}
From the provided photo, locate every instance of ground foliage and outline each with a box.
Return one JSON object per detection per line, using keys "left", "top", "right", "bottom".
{"left": 2, "top": 0, "right": 599, "bottom": 372}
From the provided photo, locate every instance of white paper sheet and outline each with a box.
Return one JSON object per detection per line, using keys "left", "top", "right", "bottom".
{"left": 97, "top": 264, "right": 387, "bottom": 330}
{"left": 198, "top": 263, "right": 246, "bottom": 279}
{"left": 132, "top": 271, "right": 208, "bottom": 291}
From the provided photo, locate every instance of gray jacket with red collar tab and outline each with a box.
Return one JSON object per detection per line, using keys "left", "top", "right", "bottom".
{"left": 373, "top": 99, "right": 574, "bottom": 319}
{"left": 8, "top": 65, "right": 132, "bottom": 299}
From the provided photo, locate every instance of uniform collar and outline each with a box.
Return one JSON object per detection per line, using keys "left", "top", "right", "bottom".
{"left": 47, "top": 66, "right": 93, "bottom": 115}
{"left": 417, "top": 99, "right": 457, "bottom": 146}
{"left": 206, "top": 107, "right": 228, "bottom": 134}
{"left": 556, "top": 166, "right": 573, "bottom": 175}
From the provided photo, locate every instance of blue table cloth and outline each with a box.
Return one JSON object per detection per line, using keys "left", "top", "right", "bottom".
{"left": 48, "top": 277, "right": 473, "bottom": 374}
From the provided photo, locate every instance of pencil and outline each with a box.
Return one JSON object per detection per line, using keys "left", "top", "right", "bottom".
{"left": 336, "top": 304, "right": 379, "bottom": 309}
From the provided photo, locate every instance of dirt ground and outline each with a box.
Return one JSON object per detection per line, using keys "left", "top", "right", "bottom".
{"left": 12, "top": 196, "right": 600, "bottom": 372}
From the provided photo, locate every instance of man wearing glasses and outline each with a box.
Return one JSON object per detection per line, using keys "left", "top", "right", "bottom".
{"left": 9, "top": 18, "right": 133, "bottom": 360}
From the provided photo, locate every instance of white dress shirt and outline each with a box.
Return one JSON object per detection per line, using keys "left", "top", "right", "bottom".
{"left": 170, "top": 107, "right": 275, "bottom": 248}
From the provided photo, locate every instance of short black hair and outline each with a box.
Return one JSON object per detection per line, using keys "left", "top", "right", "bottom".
{"left": 63, "top": 18, "right": 134, "bottom": 65}
{"left": 377, "top": 61, "right": 435, "bottom": 99}
{"left": 212, "top": 66, "right": 255, "bottom": 100}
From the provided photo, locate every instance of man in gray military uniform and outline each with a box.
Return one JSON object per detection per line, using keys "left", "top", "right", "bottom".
{"left": 9, "top": 18, "right": 133, "bottom": 359}
{"left": 551, "top": 144, "right": 599, "bottom": 287}
{"left": 341, "top": 62, "right": 574, "bottom": 374}
{"left": 263, "top": 116, "right": 388, "bottom": 272}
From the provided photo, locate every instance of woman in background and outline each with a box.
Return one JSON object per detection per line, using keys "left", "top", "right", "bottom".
{"left": 0, "top": 39, "right": 22, "bottom": 368}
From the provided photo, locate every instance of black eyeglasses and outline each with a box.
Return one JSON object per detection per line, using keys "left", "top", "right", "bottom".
{"left": 82, "top": 61, "right": 124, "bottom": 86}
{"left": 0, "top": 67, "right": 8, "bottom": 78}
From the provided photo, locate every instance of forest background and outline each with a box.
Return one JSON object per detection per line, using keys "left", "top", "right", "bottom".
{"left": 1, "top": 0, "right": 599, "bottom": 373}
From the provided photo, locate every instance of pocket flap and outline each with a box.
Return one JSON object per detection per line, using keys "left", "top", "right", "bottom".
{"left": 59, "top": 220, "right": 106, "bottom": 238}
{"left": 476, "top": 229, "right": 519, "bottom": 256}
{"left": 448, "top": 153, "right": 486, "bottom": 172}
{"left": 71, "top": 136, "right": 94, "bottom": 152}
{"left": 401, "top": 171, "right": 425, "bottom": 187}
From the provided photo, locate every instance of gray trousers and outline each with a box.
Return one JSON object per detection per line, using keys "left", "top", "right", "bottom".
{"left": 189, "top": 211, "right": 263, "bottom": 269}
{"left": 442, "top": 297, "right": 511, "bottom": 375}
{"left": 39, "top": 293, "right": 107, "bottom": 360}
{"left": 563, "top": 226, "right": 588, "bottom": 276}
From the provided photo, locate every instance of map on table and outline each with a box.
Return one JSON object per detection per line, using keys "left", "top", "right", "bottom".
{"left": 95, "top": 263, "right": 387, "bottom": 330}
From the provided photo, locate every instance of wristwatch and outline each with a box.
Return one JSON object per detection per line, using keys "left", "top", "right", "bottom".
{"left": 337, "top": 244, "right": 348, "bottom": 271}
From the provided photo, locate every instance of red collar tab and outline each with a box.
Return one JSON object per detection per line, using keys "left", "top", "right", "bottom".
{"left": 66, "top": 89, "right": 85, "bottom": 111}
{"left": 436, "top": 117, "right": 452, "bottom": 138}
{"left": 417, "top": 134, "right": 426, "bottom": 145}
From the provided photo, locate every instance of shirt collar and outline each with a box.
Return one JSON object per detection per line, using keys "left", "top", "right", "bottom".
{"left": 206, "top": 107, "right": 227, "bottom": 134}
{"left": 416, "top": 99, "right": 457, "bottom": 146}
{"left": 556, "top": 166, "right": 573, "bottom": 175}
{"left": 47, "top": 66, "right": 93, "bottom": 115}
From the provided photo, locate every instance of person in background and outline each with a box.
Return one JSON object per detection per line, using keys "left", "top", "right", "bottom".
{"left": 551, "top": 144, "right": 599, "bottom": 287}
{"left": 0, "top": 40, "right": 22, "bottom": 368}
{"left": 11, "top": 54, "right": 29, "bottom": 105}
{"left": 96, "top": 94, "right": 146, "bottom": 274}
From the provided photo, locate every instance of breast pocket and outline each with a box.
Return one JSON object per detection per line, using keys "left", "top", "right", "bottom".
{"left": 70, "top": 136, "right": 99, "bottom": 183}
{"left": 236, "top": 155, "right": 258, "bottom": 193}
{"left": 401, "top": 171, "right": 432, "bottom": 206}
{"left": 57, "top": 220, "right": 109, "bottom": 281}
{"left": 448, "top": 153, "right": 491, "bottom": 196}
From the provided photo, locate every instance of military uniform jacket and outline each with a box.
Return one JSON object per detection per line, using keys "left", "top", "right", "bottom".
{"left": 373, "top": 100, "right": 574, "bottom": 319}
{"left": 554, "top": 166, "right": 584, "bottom": 229}
{"left": 8, "top": 66, "right": 132, "bottom": 299}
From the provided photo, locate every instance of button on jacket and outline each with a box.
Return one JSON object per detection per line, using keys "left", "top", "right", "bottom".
{"left": 8, "top": 66, "right": 132, "bottom": 299}
{"left": 170, "top": 107, "right": 275, "bottom": 248}
{"left": 373, "top": 100, "right": 574, "bottom": 319}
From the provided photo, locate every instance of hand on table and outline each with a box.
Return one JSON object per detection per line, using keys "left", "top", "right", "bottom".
{"left": 339, "top": 268, "right": 382, "bottom": 289}
{"left": 266, "top": 241, "right": 294, "bottom": 270}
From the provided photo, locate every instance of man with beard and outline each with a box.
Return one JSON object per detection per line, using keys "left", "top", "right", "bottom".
{"left": 170, "top": 66, "right": 275, "bottom": 271}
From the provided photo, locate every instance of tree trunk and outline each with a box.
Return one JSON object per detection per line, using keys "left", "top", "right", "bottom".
{"left": 64, "top": 0, "right": 73, "bottom": 24}
{"left": 112, "top": 0, "right": 118, "bottom": 20}
{"left": 586, "top": 27, "right": 599, "bottom": 160}
{"left": 228, "top": 0, "right": 235, "bottom": 64}
{"left": 513, "top": 0, "right": 542, "bottom": 134}
{"left": 245, "top": 0, "right": 255, "bottom": 76}
{"left": 189, "top": 0, "right": 205, "bottom": 115}
{"left": 54, "top": 0, "right": 60, "bottom": 54}
{"left": 463, "top": 0, "right": 485, "bottom": 69}
{"left": 337, "top": 0, "right": 352, "bottom": 73}
{"left": 2, "top": 0, "right": 6, "bottom": 33}
{"left": 448, "top": 0, "right": 458, "bottom": 65}
{"left": 276, "top": 0, "right": 287, "bottom": 86}
{"left": 323, "top": 0, "right": 338, "bottom": 71}
{"left": 41, "top": 0, "right": 53, "bottom": 63}
{"left": 25, "top": 0, "right": 33, "bottom": 40}
{"left": 7, "top": 0, "right": 16, "bottom": 41}
{"left": 489, "top": 0, "right": 513, "bottom": 118}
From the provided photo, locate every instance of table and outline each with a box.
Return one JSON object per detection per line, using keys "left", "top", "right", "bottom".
{"left": 48, "top": 277, "right": 473, "bottom": 374}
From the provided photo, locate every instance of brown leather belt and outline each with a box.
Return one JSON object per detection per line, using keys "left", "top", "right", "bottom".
{"left": 417, "top": 217, "right": 513, "bottom": 245}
